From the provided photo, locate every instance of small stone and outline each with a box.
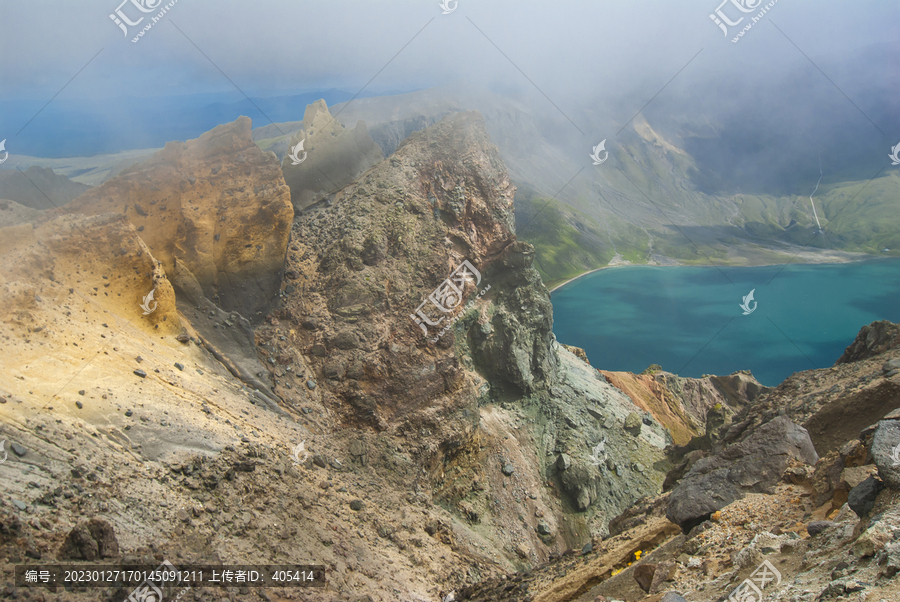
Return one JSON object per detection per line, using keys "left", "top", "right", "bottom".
{"left": 75, "top": 401, "right": 83, "bottom": 409}
{"left": 124, "top": 410, "right": 133, "bottom": 417}
{"left": 349, "top": 500, "right": 364, "bottom": 511}
{"left": 537, "top": 522, "right": 551, "bottom": 536}
{"left": 807, "top": 521, "right": 837, "bottom": 536}
{"left": 176, "top": 509, "right": 190, "bottom": 523}
{"left": 78, "top": 390, "right": 85, "bottom": 396}
{"left": 556, "top": 454, "right": 571, "bottom": 472}
{"left": 306, "top": 379, "right": 317, "bottom": 390}
{"left": 241, "top": 437, "right": 250, "bottom": 443}
{"left": 10, "top": 443, "right": 26, "bottom": 457}
{"left": 175, "top": 333, "right": 190, "bottom": 343}
{"left": 12, "top": 499, "right": 27, "bottom": 511}
{"left": 844, "top": 580, "right": 864, "bottom": 592}
{"left": 135, "top": 356, "right": 143, "bottom": 363}
{"left": 516, "top": 544, "right": 529, "bottom": 558}
{"left": 174, "top": 363, "right": 184, "bottom": 371}
{"left": 883, "top": 359, "right": 900, "bottom": 372}
{"left": 313, "top": 455, "right": 327, "bottom": 468}
{"left": 133, "top": 369, "right": 147, "bottom": 378}
{"left": 502, "top": 463, "right": 515, "bottom": 476}
{"left": 634, "top": 563, "right": 657, "bottom": 593}
{"left": 582, "top": 542, "right": 592, "bottom": 555}
{"left": 848, "top": 476, "right": 883, "bottom": 518}
{"left": 624, "top": 412, "right": 642, "bottom": 435}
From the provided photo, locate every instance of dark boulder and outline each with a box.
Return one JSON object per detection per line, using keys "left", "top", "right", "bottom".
{"left": 666, "top": 416, "right": 818, "bottom": 531}
{"left": 57, "top": 518, "right": 119, "bottom": 560}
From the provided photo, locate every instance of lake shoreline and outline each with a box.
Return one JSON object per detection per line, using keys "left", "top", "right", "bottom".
{"left": 548, "top": 251, "right": 885, "bottom": 294}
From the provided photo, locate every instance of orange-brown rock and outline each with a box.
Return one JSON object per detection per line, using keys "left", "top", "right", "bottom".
{"left": 58, "top": 116, "right": 293, "bottom": 318}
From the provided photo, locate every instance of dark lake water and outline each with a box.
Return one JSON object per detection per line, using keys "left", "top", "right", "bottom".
{"left": 551, "top": 259, "right": 900, "bottom": 387}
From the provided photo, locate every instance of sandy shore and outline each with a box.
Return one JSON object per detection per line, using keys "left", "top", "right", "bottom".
{"left": 548, "top": 266, "right": 611, "bottom": 294}
{"left": 547, "top": 247, "right": 881, "bottom": 294}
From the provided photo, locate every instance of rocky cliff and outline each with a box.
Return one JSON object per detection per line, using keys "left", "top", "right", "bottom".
{"left": 1, "top": 106, "right": 898, "bottom": 602}
{"left": 58, "top": 116, "right": 293, "bottom": 319}
{"left": 280, "top": 100, "right": 383, "bottom": 212}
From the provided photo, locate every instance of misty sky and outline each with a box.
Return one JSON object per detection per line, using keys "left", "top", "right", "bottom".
{"left": 1, "top": 1, "right": 897, "bottom": 106}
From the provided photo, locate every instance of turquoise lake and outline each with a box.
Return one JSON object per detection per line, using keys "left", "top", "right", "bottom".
{"left": 550, "top": 259, "right": 900, "bottom": 387}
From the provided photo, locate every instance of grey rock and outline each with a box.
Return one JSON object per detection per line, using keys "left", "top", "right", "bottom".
{"left": 667, "top": 416, "right": 818, "bottom": 531}
{"left": 660, "top": 592, "right": 688, "bottom": 602}
{"left": 306, "top": 379, "right": 317, "bottom": 390}
{"left": 624, "top": 412, "right": 642, "bottom": 435}
{"left": 536, "top": 521, "right": 551, "bottom": 536}
{"left": 331, "top": 331, "right": 359, "bottom": 350}
{"left": 313, "top": 455, "right": 327, "bottom": 468}
{"left": 848, "top": 476, "right": 884, "bottom": 518}
{"left": 582, "top": 542, "right": 592, "bottom": 555}
{"left": 174, "top": 362, "right": 184, "bottom": 371}
{"left": 883, "top": 359, "right": 900, "bottom": 372}
{"left": 11, "top": 499, "right": 27, "bottom": 511}
{"left": 807, "top": 521, "right": 837, "bottom": 536}
{"left": 871, "top": 420, "right": 900, "bottom": 489}
{"left": 75, "top": 401, "right": 83, "bottom": 409}
{"left": 556, "top": 453, "right": 571, "bottom": 472}
{"left": 349, "top": 500, "right": 364, "bottom": 511}
{"left": 502, "top": 463, "right": 514, "bottom": 476}
{"left": 133, "top": 369, "right": 147, "bottom": 378}
{"left": 10, "top": 443, "right": 25, "bottom": 457}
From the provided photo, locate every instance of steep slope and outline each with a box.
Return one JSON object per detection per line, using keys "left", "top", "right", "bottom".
{"left": 58, "top": 116, "right": 293, "bottom": 319}
{"left": 453, "top": 320, "right": 900, "bottom": 602}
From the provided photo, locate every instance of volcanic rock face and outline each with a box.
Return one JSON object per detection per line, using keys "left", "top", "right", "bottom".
{"left": 266, "top": 110, "right": 672, "bottom": 561}
{"left": 599, "top": 369, "right": 769, "bottom": 446}
{"left": 281, "top": 99, "right": 383, "bottom": 211}
{"left": 836, "top": 319, "right": 900, "bottom": 363}
{"left": 59, "top": 116, "right": 293, "bottom": 318}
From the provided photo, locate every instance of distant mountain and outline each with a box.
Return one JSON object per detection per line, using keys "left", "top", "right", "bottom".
{"left": 257, "top": 85, "right": 896, "bottom": 285}
{"left": 0, "top": 166, "right": 90, "bottom": 210}
{"left": 0, "top": 89, "right": 391, "bottom": 157}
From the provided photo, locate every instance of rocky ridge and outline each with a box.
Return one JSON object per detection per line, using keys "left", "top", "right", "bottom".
{"left": 0, "top": 105, "right": 897, "bottom": 602}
